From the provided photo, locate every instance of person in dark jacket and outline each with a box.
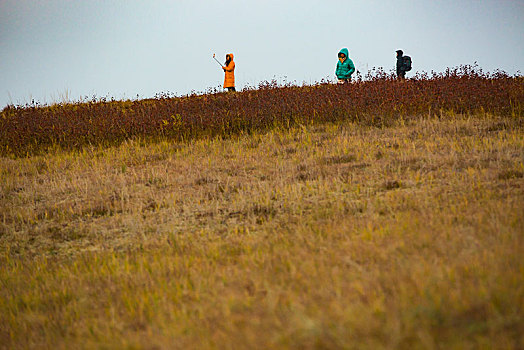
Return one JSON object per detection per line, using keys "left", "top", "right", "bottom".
{"left": 335, "top": 48, "right": 355, "bottom": 83}
{"left": 396, "top": 50, "right": 409, "bottom": 80}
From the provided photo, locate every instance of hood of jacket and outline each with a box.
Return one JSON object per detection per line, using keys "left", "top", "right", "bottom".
{"left": 338, "top": 48, "right": 349, "bottom": 60}
{"left": 226, "top": 53, "right": 234, "bottom": 63}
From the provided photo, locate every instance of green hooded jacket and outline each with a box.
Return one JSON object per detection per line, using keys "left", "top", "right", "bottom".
{"left": 335, "top": 48, "right": 355, "bottom": 80}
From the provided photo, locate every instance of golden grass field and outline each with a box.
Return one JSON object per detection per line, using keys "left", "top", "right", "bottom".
{"left": 1, "top": 113, "right": 523, "bottom": 349}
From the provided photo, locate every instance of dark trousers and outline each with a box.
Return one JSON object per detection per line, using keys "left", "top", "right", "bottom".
{"left": 227, "top": 87, "right": 236, "bottom": 92}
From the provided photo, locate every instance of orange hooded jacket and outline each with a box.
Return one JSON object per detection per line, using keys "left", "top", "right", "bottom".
{"left": 223, "top": 53, "right": 235, "bottom": 88}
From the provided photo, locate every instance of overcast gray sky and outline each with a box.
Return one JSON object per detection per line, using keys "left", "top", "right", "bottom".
{"left": 1, "top": 0, "right": 523, "bottom": 107}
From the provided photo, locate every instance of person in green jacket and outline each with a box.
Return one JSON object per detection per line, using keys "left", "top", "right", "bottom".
{"left": 335, "top": 48, "right": 355, "bottom": 83}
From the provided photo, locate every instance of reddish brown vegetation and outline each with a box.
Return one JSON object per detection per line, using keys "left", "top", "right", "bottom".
{"left": 1, "top": 65, "right": 522, "bottom": 156}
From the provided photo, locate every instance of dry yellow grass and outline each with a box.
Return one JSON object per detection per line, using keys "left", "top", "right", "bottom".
{"left": 0, "top": 113, "right": 523, "bottom": 349}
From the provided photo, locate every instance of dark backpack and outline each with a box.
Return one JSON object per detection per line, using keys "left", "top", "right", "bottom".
{"left": 403, "top": 56, "right": 412, "bottom": 71}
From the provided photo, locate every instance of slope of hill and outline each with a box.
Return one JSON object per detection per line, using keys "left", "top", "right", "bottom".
{"left": 1, "top": 65, "right": 522, "bottom": 157}
{"left": 1, "top": 108, "right": 522, "bottom": 347}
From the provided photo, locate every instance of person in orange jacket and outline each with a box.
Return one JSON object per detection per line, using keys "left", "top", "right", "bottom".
{"left": 223, "top": 53, "right": 235, "bottom": 92}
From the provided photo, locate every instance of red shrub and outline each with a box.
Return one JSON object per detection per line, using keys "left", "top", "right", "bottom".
{"left": 1, "top": 65, "right": 522, "bottom": 156}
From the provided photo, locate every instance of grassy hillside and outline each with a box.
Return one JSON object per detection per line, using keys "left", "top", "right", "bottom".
{"left": 1, "top": 66, "right": 522, "bottom": 156}
{"left": 1, "top": 109, "right": 523, "bottom": 347}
